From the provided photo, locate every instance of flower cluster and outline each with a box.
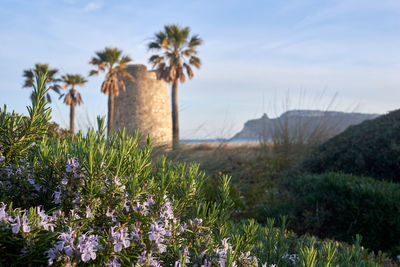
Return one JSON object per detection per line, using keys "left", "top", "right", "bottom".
{"left": 110, "top": 224, "right": 131, "bottom": 252}
{"left": 137, "top": 250, "right": 162, "bottom": 267}
{"left": 131, "top": 194, "right": 155, "bottom": 214}
{"left": 65, "top": 157, "right": 79, "bottom": 177}
{"left": 215, "top": 238, "right": 233, "bottom": 266}
{"left": 36, "top": 206, "right": 57, "bottom": 231}
{"left": 0, "top": 203, "right": 57, "bottom": 234}
{"left": 0, "top": 156, "right": 305, "bottom": 267}
{"left": 46, "top": 228, "right": 99, "bottom": 265}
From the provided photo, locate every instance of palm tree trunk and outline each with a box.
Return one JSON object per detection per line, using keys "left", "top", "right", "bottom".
{"left": 108, "top": 93, "right": 114, "bottom": 137}
{"left": 171, "top": 79, "right": 179, "bottom": 149}
{"left": 70, "top": 104, "right": 75, "bottom": 133}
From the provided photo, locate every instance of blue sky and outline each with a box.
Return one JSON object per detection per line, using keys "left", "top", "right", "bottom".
{"left": 1, "top": 0, "right": 400, "bottom": 138}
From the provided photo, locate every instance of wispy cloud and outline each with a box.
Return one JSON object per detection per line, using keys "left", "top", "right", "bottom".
{"left": 82, "top": 1, "right": 103, "bottom": 12}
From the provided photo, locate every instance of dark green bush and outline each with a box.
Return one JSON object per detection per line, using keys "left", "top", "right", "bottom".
{"left": 279, "top": 172, "right": 400, "bottom": 254}
{"left": 300, "top": 109, "right": 400, "bottom": 182}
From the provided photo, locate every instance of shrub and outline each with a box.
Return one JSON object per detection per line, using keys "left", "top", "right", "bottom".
{"left": 300, "top": 110, "right": 400, "bottom": 182}
{"left": 279, "top": 172, "right": 400, "bottom": 255}
{"left": 0, "top": 73, "right": 393, "bottom": 266}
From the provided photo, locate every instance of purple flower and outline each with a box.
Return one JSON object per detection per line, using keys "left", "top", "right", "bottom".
{"left": 123, "top": 199, "right": 131, "bottom": 212}
{"left": 37, "top": 206, "right": 56, "bottom": 232}
{"left": 5, "top": 168, "right": 12, "bottom": 178}
{"left": 72, "top": 192, "right": 80, "bottom": 204}
{"left": 106, "top": 208, "right": 117, "bottom": 222}
{"left": 174, "top": 246, "right": 190, "bottom": 267}
{"left": 66, "top": 157, "right": 79, "bottom": 173}
{"left": 11, "top": 215, "right": 21, "bottom": 234}
{"left": 148, "top": 221, "right": 167, "bottom": 253}
{"left": 107, "top": 256, "right": 122, "bottom": 267}
{"left": 21, "top": 214, "right": 31, "bottom": 233}
{"left": 45, "top": 248, "right": 57, "bottom": 265}
{"left": 201, "top": 258, "right": 212, "bottom": 267}
{"left": 110, "top": 224, "right": 131, "bottom": 252}
{"left": 53, "top": 186, "right": 62, "bottom": 204}
{"left": 177, "top": 222, "right": 187, "bottom": 235}
{"left": 132, "top": 195, "right": 155, "bottom": 215}
{"left": 57, "top": 228, "right": 76, "bottom": 256}
{"left": 113, "top": 176, "right": 121, "bottom": 186}
{"left": 46, "top": 228, "right": 99, "bottom": 264}
{"left": 0, "top": 203, "right": 7, "bottom": 222}
{"left": 160, "top": 196, "right": 174, "bottom": 220}
{"left": 70, "top": 209, "right": 81, "bottom": 220}
{"left": 86, "top": 206, "right": 92, "bottom": 218}
{"left": 130, "top": 225, "right": 140, "bottom": 240}
{"left": 27, "top": 178, "right": 41, "bottom": 192}
{"left": 78, "top": 234, "right": 99, "bottom": 262}
{"left": 61, "top": 175, "right": 68, "bottom": 185}
{"left": 137, "top": 250, "right": 162, "bottom": 267}
{"left": 215, "top": 238, "right": 233, "bottom": 267}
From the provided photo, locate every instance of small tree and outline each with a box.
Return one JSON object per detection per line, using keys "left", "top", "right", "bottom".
{"left": 148, "top": 24, "right": 203, "bottom": 149}
{"left": 23, "top": 63, "right": 60, "bottom": 102}
{"left": 89, "top": 47, "right": 134, "bottom": 136}
{"left": 61, "top": 74, "right": 87, "bottom": 133}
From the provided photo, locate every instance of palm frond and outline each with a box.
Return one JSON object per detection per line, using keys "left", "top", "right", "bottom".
{"left": 189, "top": 56, "right": 201, "bottom": 69}
{"left": 119, "top": 55, "right": 132, "bottom": 65}
{"left": 76, "top": 92, "right": 83, "bottom": 105}
{"left": 147, "top": 25, "right": 202, "bottom": 85}
{"left": 89, "top": 70, "right": 99, "bottom": 76}
{"left": 90, "top": 47, "right": 133, "bottom": 98}
{"left": 183, "top": 63, "right": 194, "bottom": 79}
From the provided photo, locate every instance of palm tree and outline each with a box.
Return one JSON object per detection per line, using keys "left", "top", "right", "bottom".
{"left": 148, "top": 24, "right": 203, "bottom": 149}
{"left": 61, "top": 74, "right": 87, "bottom": 133}
{"left": 23, "top": 63, "right": 60, "bottom": 102}
{"left": 89, "top": 47, "right": 134, "bottom": 136}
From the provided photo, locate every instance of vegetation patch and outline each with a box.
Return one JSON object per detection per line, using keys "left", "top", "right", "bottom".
{"left": 300, "top": 109, "right": 400, "bottom": 182}
{"left": 274, "top": 172, "right": 400, "bottom": 255}
{"left": 0, "top": 74, "right": 394, "bottom": 266}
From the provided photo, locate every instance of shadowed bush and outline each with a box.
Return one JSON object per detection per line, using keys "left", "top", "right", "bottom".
{"left": 300, "top": 109, "right": 400, "bottom": 182}
{"left": 278, "top": 172, "right": 400, "bottom": 255}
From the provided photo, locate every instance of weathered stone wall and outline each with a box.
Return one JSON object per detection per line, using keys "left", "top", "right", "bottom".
{"left": 114, "top": 64, "right": 172, "bottom": 147}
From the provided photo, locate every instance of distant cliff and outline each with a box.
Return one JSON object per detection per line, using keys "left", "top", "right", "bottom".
{"left": 231, "top": 110, "right": 380, "bottom": 142}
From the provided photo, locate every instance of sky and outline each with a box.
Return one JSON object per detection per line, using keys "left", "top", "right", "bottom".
{"left": 1, "top": 0, "right": 400, "bottom": 139}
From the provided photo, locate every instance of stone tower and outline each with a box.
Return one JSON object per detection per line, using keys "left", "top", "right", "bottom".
{"left": 114, "top": 64, "right": 172, "bottom": 147}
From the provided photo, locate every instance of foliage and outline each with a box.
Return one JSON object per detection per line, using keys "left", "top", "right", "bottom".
{"left": 60, "top": 74, "right": 86, "bottom": 107}
{"left": 22, "top": 63, "right": 61, "bottom": 103}
{"left": 300, "top": 110, "right": 400, "bottom": 182}
{"left": 0, "top": 73, "right": 52, "bottom": 163}
{"left": 275, "top": 172, "right": 400, "bottom": 255}
{"left": 47, "top": 122, "right": 72, "bottom": 139}
{"left": 89, "top": 47, "right": 133, "bottom": 96}
{"left": 0, "top": 73, "right": 394, "bottom": 266}
{"left": 148, "top": 24, "right": 202, "bottom": 84}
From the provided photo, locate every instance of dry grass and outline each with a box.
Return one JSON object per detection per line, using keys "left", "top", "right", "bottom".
{"left": 152, "top": 140, "right": 318, "bottom": 221}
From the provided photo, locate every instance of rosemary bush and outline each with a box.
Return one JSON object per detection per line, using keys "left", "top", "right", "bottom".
{"left": 0, "top": 74, "right": 394, "bottom": 266}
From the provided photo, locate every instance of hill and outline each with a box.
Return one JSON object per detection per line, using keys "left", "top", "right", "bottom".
{"left": 231, "top": 110, "right": 379, "bottom": 142}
